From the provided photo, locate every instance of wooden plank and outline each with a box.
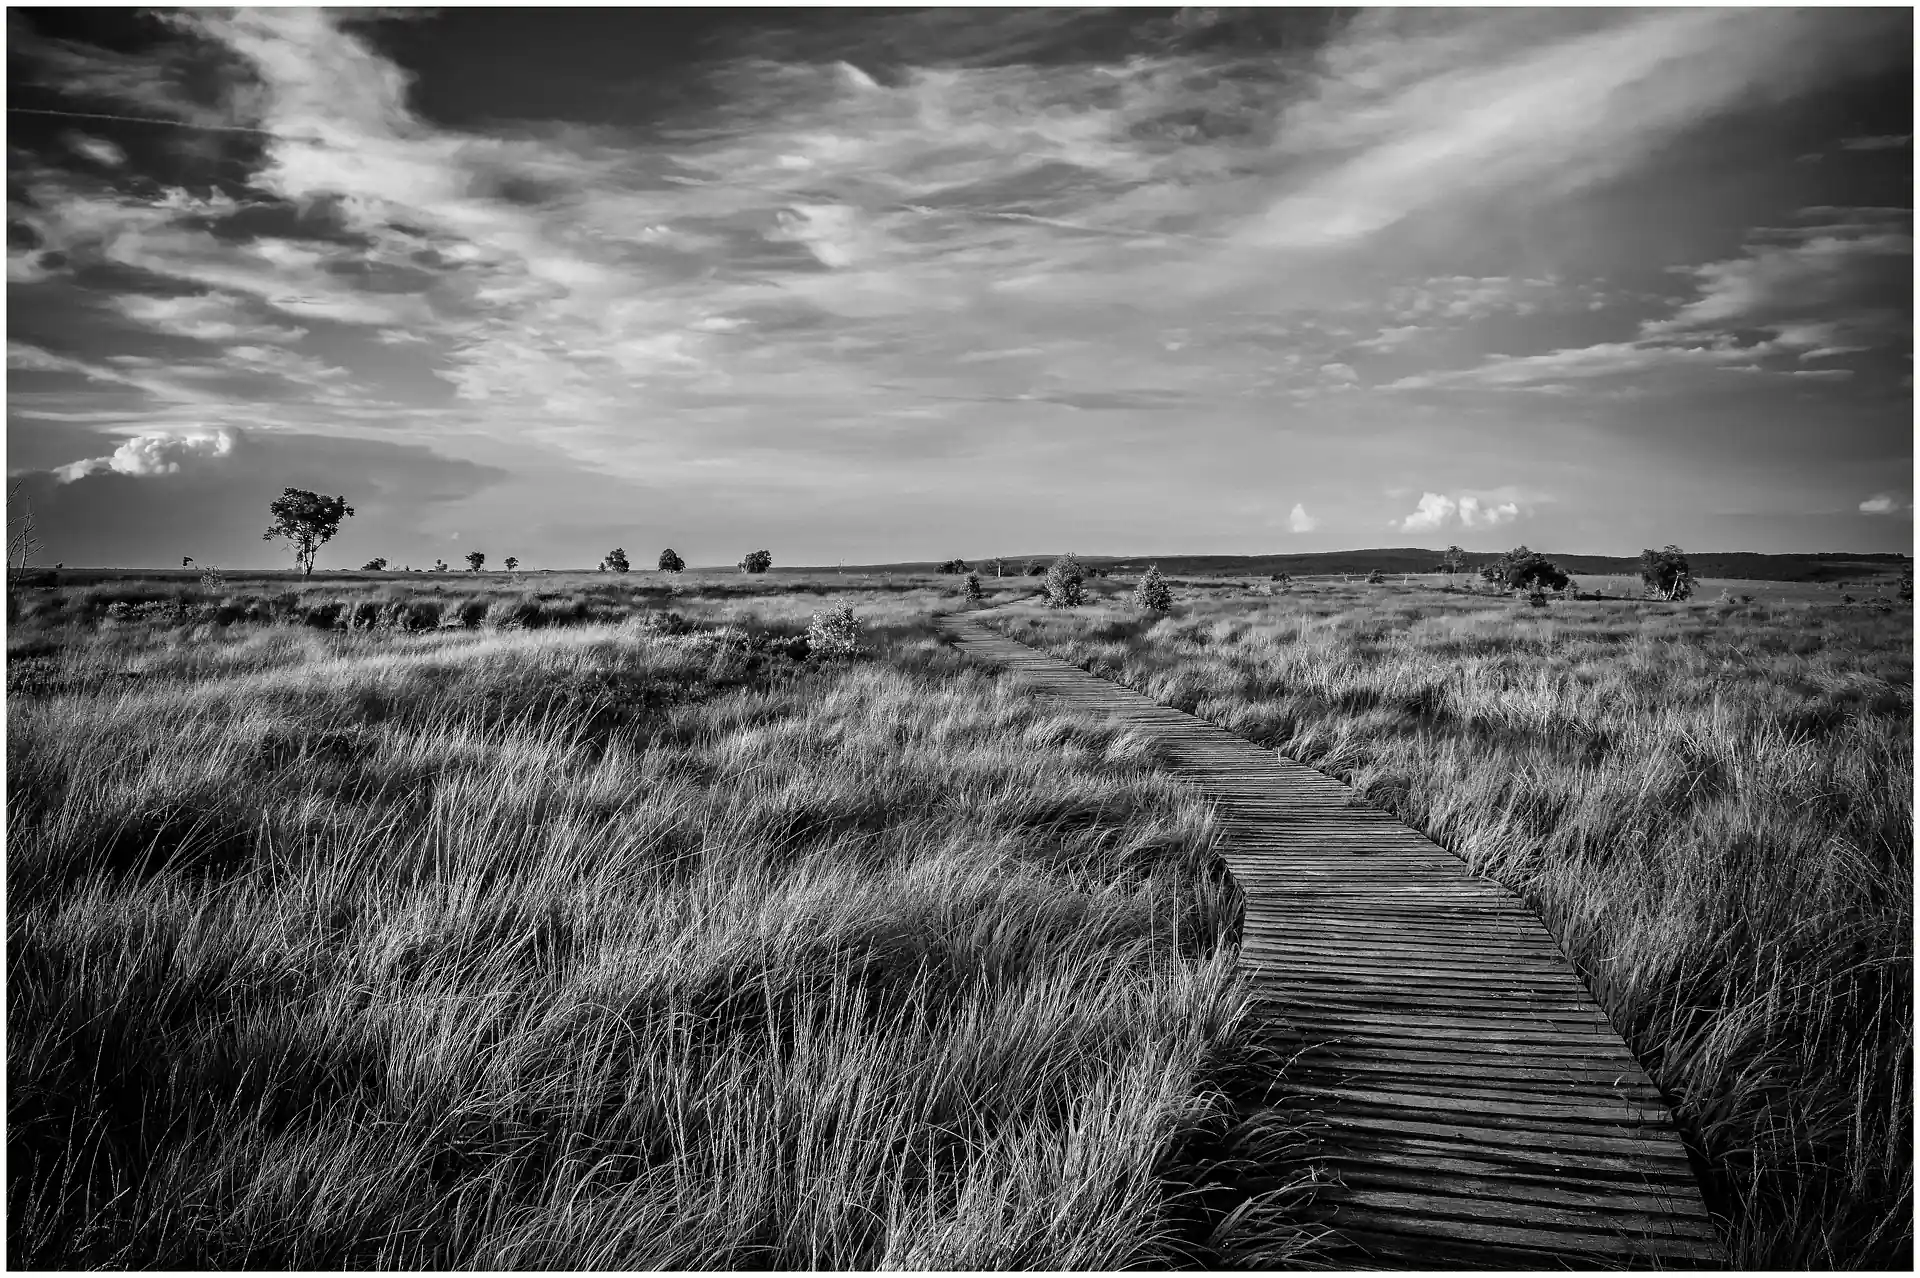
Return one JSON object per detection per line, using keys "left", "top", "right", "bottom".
{"left": 940, "top": 617, "right": 1721, "bottom": 1268}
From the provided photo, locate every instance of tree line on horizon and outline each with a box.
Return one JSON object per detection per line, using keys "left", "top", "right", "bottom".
{"left": 135, "top": 488, "right": 1899, "bottom": 609}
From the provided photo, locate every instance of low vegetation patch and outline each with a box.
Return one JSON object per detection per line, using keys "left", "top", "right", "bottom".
{"left": 6, "top": 581, "right": 1301, "bottom": 1269}
{"left": 987, "top": 580, "right": 1912, "bottom": 1269}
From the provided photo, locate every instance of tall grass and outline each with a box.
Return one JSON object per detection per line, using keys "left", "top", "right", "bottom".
{"left": 985, "top": 583, "right": 1912, "bottom": 1269}
{"left": 7, "top": 598, "right": 1288, "bottom": 1268}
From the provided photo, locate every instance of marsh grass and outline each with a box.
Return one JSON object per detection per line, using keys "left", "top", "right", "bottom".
{"left": 6, "top": 585, "right": 1306, "bottom": 1269}
{"left": 986, "top": 582, "right": 1912, "bottom": 1269}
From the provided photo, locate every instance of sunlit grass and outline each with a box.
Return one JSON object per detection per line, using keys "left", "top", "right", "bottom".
{"left": 6, "top": 587, "right": 1299, "bottom": 1269}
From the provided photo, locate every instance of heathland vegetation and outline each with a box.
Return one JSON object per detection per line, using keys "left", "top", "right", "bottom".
{"left": 980, "top": 570, "right": 1912, "bottom": 1269}
{"left": 7, "top": 501, "right": 1910, "bottom": 1268}
{"left": 6, "top": 570, "right": 1323, "bottom": 1268}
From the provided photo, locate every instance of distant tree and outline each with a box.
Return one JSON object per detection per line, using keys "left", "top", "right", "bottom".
{"left": 1440, "top": 545, "right": 1468, "bottom": 575}
{"left": 657, "top": 548, "right": 685, "bottom": 573}
{"left": 432, "top": 558, "right": 448, "bottom": 573}
{"left": 504, "top": 556, "right": 519, "bottom": 572}
{"left": 1044, "top": 552, "right": 1087, "bottom": 608}
{"left": 936, "top": 557, "right": 971, "bottom": 574}
{"left": 1366, "top": 569, "right": 1386, "bottom": 584}
{"left": 738, "top": 549, "right": 772, "bottom": 574}
{"left": 262, "top": 488, "right": 354, "bottom": 577}
{"left": 362, "top": 557, "right": 388, "bottom": 571}
{"left": 1639, "top": 545, "right": 1695, "bottom": 601}
{"left": 1132, "top": 564, "right": 1173, "bottom": 613}
{"left": 182, "top": 556, "right": 194, "bottom": 568}
{"left": 990, "top": 558, "right": 1006, "bottom": 578}
{"left": 1480, "top": 545, "right": 1570, "bottom": 592}
{"left": 1025, "top": 560, "right": 1047, "bottom": 576}
{"left": 605, "top": 547, "right": 630, "bottom": 574}
{"left": 465, "top": 551, "right": 485, "bottom": 573}
{"left": 962, "top": 571, "right": 985, "bottom": 602}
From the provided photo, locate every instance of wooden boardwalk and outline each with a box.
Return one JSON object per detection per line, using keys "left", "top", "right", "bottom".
{"left": 941, "top": 615, "right": 1723, "bottom": 1269}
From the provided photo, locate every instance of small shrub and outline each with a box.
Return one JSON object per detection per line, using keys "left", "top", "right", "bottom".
{"left": 1044, "top": 553, "right": 1087, "bottom": 608}
{"left": 806, "top": 604, "right": 865, "bottom": 657}
{"left": 197, "top": 565, "right": 226, "bottom": 592}
{"left": 1132, "top": 565, "right": 1173, "bottom": 613}
{"left": 1365, "top": 570, "right": 1386, "bottom": 585}
{"left": 962, "top": 572, "right": 984, "bottom": 602}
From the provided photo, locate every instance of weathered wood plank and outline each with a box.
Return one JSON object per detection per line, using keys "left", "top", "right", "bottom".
{"left": 942, "top": 617, "right": 1723, "bottom": 1268}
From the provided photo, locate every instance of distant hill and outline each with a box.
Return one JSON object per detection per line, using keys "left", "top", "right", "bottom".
{"left": 812, "top": 549, "right": 1911, "bottom": 583}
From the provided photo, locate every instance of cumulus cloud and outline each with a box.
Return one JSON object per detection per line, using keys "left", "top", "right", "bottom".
{"left": 54, "top": 428, "right": 239, "bottom": 483}
{"left": 1288, "top": 502, "right": 1321, "bottom": 533}
{"left": 1399, "top": 491, "right": 1520, "bottom": 531}
{"left": 1859, "top": 493, "right": 1910, "bottom": 515}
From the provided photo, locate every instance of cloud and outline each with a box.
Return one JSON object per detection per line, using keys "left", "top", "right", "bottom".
{"left": 64, "top": 133, "right": 127, "bottom": 168}
{"left": 1839, "top": 134, "right": 1911, "bottom": 151}
{"left": 1391, "top": 221, "right": 1911, "bottom": 392}
{"left": 1399, "top": 491, "right": 1520, "bottom": 531}
{"left": 53, "top": 428, "right": 239, "bottom": 483}
{"left": 1400, "top": 492, "right": 1457, "bottom": 532}
{"left": 112, "top": 292, "right": 309, "bottom": 345}
{"left": 1242, "top": 9, "right": 1904, "bottom": 249}
{"left": 1859, "top": 493, "right": 1911, "bottom": 515}
{"left": 1288, "top": 502, "right": 1321, "bottom": 533}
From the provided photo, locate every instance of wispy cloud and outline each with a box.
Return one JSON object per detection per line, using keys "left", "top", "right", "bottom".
{"left": 1859, "top": 492, "right": 1912, "bottom": 515}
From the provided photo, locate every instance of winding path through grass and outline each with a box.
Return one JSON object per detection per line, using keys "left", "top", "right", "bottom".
{"left": 942, "top": 613, "right": 1724, "bottom": 1268}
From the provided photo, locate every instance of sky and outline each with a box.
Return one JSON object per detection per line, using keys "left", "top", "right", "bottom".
{"left": 6, "top": 6, "right": 1913, "bottom": 570}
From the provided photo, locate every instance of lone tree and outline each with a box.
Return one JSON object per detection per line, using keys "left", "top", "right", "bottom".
{"left": 1044, "top": 552, "right": 1087, "bottom": 608}
{"left": 1639, "top": 545, "right": 1695, "bottom": 601}
{"left": 1440, "top": 545, "right": 1468, "bottom": 575}
{"left": 739, "top": 548, "right": 772, "bottom": 574}
{"left": 504, "top": 556, "right": 519, "bottom": 572}
{"left": 432, "top": 559, "right": 448, "bottom": 572}
{"left": 262, "top": 488, "right": 354, "bottom": 577}
{"left": 362, "top": 557, "right": 388, "bottom": 571}
{"left": 465, "top": 551, "right": 485, "bottom": 573}
{"left": 658, "top": 548, "right": 685, "bottom": 572}
{"left": 605, "top": 547, "right": 630, "bottom": 574}
{"left": 962, "top": 571, "right": 984, "bottom": 602}
{"left": 1132, "top": 564, "right": 1173, "bottom": 613}
{"left": 1480, "top": 545, "right": 1570, "bottom": 592}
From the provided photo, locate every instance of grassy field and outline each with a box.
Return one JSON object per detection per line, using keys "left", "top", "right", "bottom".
{"left": 977, "top": 576, "right": 1912, "bottom": 1269}
{"left": 6, "top": 572, "right": 1322, "bottom": 1269}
